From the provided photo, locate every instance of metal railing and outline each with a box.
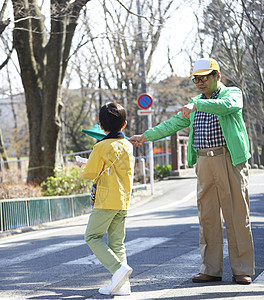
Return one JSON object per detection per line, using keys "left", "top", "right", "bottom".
{"left": 0, "top": 193, "right": 91, "bottom": 232}
{"left": 0, "top": 185, "right": 147, "bottom": 233}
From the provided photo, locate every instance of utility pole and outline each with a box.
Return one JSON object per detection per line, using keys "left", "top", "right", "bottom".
{"left": 137, "top": 0, "right": 154, "bottom": 194}
{"left": 137, "top": 0, "right": 147, "bottom": 95}
{"left": 98, "top": 73, "right": 102, "bottom": 107}
{"left": 136, "top": 0, "right": 147, "bottom": 137}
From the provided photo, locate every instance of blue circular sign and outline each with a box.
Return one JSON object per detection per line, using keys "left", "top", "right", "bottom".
{"left": 138, "top": 94, "right": 153, "bottom": 109}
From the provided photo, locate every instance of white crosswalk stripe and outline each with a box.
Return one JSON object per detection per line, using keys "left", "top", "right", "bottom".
{"left": 0, "top": 236, "right": 229, "bottom": 268}
{"left": 64, "top": 237, "right": 170, "bottom": 265}
{"left": 0, "top": 237, "right": 170, "bottom": 268}
{"left": 0, "top": 239, "right": 85, "bottom": 268}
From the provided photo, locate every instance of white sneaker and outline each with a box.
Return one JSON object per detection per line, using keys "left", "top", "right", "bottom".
{"left": 99, "top": 281, "right": 131, "bottom": 296}
{"left": 98, "top": 283, "right": 111, "bottom": 295}
{"left": 110, "top": 263, "right": 133, "bottom": 295}
{"left": 114, "top": 281, "right": 131, "bottom": 296}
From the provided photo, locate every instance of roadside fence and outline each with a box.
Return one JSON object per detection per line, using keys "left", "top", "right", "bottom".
{"left": 0, "top": 184, "right": 147, "bottom": 233}
{"left": 0, "top": 193, "right": 91, "bottom": 232}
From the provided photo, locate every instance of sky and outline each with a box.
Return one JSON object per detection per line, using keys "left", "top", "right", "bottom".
{"left": 151, "top": 3, "right": 199, "bottom": 78}
{"left": 85, "top": 0, "right": 199, "bottom": 81}
{"left": 0, "top": 0, "right": 201, "bottom": 92}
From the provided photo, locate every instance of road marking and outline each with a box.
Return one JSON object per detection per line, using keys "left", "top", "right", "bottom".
{"left": 0, "top": 224, "right": 86, "bottom": 246}
{"left": 0, "top": 240, "right": 85, "bottom": 268}
{"left": 254, "top": 270, "right": 264, "bottom": 286}
{"left": 96, "top": 239, "right": 229, "bottom": 300}
{"left": 0, "top": 241, "right": 29, "bottom": 248}
{"left": 64, "top": 237, "right": 170, "bottom": 265}
{"left": 0, "top": 237, "right": 170, "bottom": 268}
{"left": 129, "top": 190, "right": 196, "bottom": 217}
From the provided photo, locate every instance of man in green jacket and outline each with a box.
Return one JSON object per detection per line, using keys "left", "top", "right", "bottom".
{"left": 129, "top": 58, "right": 254, "bottom": 284}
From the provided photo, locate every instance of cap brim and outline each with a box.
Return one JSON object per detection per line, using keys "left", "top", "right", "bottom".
{"left": 82, "top": 124, "right": 106, "bottom": 140}
{"left": 82, "top": 124, "right": 129, "bottom": 140}
{"left": 189, "top": 69, "right": 214, "bottom": 78}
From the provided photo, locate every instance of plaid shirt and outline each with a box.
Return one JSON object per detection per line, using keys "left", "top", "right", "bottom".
{"left": 193, "top": 88, "right": 226, "bottom": 149}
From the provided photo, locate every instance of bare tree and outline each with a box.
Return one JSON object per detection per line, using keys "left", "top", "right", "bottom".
{"left": 240, "top": 0, "right": 264, "bottom": 165}
{"left": 11, "top": 0, "right": 91, "bottom": 183}
{"left": 0, "top": 1, "right": 11, "bottom": 172}
{"left": 61, "top": 54, "right": 99, "bottom": 153}
{"left": 0, "top": 1, "right": 12, "bottom": 70}
{"left": 0, "top": 0, "right": 10, "bottom": 35}
{"left": 78, "top": 0, "right": 179, "bottom": 139}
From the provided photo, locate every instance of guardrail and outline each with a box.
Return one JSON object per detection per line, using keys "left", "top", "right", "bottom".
{"left": 0, "top": 193, "right": 91, "bottom": 232}
{"left": 0, "top": 185, "right": 147, "bottom": 233}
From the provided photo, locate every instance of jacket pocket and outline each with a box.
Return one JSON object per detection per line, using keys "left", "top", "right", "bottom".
{"left": 96, "top": 186, "right": 110, "bottom": 205}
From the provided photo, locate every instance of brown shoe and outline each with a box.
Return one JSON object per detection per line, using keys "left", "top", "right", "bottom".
{"left": 192, "top": 273, "right": 222, "bottom": 283}
{"left": 232, "top": 275, "right": 252, "bottom": 285}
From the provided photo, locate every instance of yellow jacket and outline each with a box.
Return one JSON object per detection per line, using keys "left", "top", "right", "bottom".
{"left": 80, "top": 137, "right": 134, "bottom": 210}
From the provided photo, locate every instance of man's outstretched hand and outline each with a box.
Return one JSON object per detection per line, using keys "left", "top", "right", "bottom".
{"left": 175, "top": 103, "right": 197, "bottom": 118}
{"left": 129, "top": 134, "right": 147, "bottom": 147}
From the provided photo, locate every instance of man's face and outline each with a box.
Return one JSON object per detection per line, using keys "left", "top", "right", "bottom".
{"left": 193, "top": 72, "right": 220, "bottom": 98}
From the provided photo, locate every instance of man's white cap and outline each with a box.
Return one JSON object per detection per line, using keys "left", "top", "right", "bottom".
{"left": 189, "top": 58, "right": 220, "bottom": 78}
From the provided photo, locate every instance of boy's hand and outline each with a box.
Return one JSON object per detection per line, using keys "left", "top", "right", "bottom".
{"left": 129, "top": 134, "right": 147, "bottom": 147}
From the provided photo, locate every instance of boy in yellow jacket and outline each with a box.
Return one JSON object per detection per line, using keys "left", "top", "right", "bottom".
{"left": 80, "top": 102, "right": 134, "bottom": 295}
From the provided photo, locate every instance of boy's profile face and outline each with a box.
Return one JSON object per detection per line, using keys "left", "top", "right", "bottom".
{"left": 99, "top": 102, "right": 127, "bottom": 133}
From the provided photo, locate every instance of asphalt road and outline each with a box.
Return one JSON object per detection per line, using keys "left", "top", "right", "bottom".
{"left": 0, "top": 170, "right": 264, "bottom": 300}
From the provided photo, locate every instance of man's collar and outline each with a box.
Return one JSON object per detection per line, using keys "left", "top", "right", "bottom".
{"left": 201, "top": 86, "right": 222, "bottom": 99}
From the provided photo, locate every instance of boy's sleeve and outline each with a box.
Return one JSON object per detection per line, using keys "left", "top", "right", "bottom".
{"left": 80, "top": 144, "right": 104, "bottom": 180}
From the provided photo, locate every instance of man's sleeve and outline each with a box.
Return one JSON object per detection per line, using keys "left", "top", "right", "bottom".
{"left": 195, "top": 87, "right": 243, "bottom": 116}
{"left": 144, "top": 112, "right": 190, "bottom": 142}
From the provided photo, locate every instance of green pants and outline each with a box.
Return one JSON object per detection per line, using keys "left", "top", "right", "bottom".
{"left": 84, "top": 208, "right": 128, "bottom": 274}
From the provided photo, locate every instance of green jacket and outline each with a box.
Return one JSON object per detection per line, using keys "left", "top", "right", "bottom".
{"left": 144, "top": 84, "right": 251, "bottom": 166}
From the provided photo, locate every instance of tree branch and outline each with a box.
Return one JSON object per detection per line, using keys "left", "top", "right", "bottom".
{"left": 115, "top": 0, "right": 157, "bottom": 26}
{"left": 0, "top": 19, "right": 10, "bottom": 35}
{"left": 0, "top": 46, "right": 14, "bottom": 71}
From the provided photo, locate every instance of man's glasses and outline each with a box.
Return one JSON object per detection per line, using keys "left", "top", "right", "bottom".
{"left": 192, "top": 74, "right": 213, "bottom": 84}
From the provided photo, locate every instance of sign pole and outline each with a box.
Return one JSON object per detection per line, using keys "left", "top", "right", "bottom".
{"left": 137, "top": 94, "right": 154, "bottom": 195}
{"left": 148, "top": 113, "right": 154, "bottom": 195}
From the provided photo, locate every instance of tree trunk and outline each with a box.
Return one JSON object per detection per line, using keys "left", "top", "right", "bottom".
{"left": 11, "top": 0, "right": 90, "bottom": 184}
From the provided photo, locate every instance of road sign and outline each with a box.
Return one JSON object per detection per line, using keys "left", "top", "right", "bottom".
{"left": 137, "top": 93, "right": 154, "bottom": 195}
{"left": 138, "top": 94, "right": 153, "bottom": 109}
{"left": 137, "top": 109, "right": 152, "bottom": 116}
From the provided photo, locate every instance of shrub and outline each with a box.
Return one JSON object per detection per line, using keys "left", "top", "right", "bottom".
{"left": 41, "top": 167, "right": 92, "bottom": 196}
{"left": 154, "top": 164, "right": 172, "bottom": 179}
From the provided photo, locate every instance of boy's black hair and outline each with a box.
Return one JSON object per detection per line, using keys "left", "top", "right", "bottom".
{"left": 99, "top": 102, "right": 126, "bottom": 132}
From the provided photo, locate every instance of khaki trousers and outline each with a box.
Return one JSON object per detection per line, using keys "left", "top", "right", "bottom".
{"left": 195, "top": 150, "right": 255, "bottom": 276}
{"left": 84, "top": 208, "right": 127, "bottom": 274}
